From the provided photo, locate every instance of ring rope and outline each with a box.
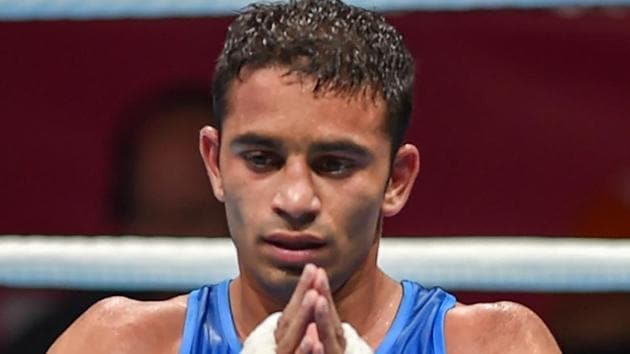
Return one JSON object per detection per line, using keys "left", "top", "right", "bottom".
{"left": 1, "top": 235, "right": 629, "bottom": 292}
{"left": 2, "top": 0, "right": 630, "bottom": 20}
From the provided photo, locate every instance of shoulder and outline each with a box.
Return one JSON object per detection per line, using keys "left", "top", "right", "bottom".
{"left": 47, "top": 294, "right": 189, "bottom": 354}
{"left": 444, "top": 301, "right": 561, "bottom": 354}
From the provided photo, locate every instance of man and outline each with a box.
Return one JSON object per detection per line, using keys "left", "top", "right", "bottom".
{"left": 49, "top": 1, "right": 561, "bottom": 353}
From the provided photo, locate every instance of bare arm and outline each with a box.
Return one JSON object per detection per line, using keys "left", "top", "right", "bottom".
{"left": 48, "top": 295, "right": 187, "bottom": 354}
{"left": 47, "top": 296, "right": 132, "bottom": 354}
{"left": 446, "top": 301, "right": 562, "bottom": 354}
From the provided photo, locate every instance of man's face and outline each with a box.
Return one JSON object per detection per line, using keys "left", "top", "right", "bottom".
{"left": 209, "top": 67, "right": 395, "bottom": 298}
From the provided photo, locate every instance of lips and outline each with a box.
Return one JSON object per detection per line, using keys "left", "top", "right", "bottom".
{"left": 262, "top": 232, "right": 326, "bottom": 264}
{"left": 265, "top": 233, "right": 326, "bottom": 249}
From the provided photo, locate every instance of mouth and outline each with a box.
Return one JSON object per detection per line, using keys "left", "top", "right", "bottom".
{"left": 265, "top": 234, "right": 326, "bottom": 250}
{"left": 262, "top": 232, "right": 327, "bottom": 265}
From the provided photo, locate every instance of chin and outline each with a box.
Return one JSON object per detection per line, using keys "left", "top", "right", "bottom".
{"left": 254, "top": 264, "right": 304, "bottom": 302}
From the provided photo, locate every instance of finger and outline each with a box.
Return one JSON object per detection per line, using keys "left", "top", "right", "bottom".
{"left": 276, "top": 289, "right": 318, "bottom": 353}
{"left": 295, "top": 323, "right": 319, "bottom": 354}
{"left": 277, "top": 264, "right": 317, "bottom": 336}
{"left": 296, "top": 336, "right": 314, "bottom": 354}
{"left": 314, "top": 295, "right": 346, "bottom": 352}
{"left": 313, "top": 341, "right": 324, "bottom": 354}
{"left": 283, "top": 263, "right": 317, "bottom": 316}
{"left": 313, "top": 268, "right": 332, "bottom": 302}
{"left": 313, "top": 268, "right": 342, "bottom": 325}
{"left": 313, "top": 268, "right": 345, "bottom": 349}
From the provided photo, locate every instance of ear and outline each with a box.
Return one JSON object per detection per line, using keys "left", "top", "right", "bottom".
{"left": 199, "top": 126, "right": 225, "bottom": 202}
{"left": 382, "top": 144, "right": 420, "bottom": 217}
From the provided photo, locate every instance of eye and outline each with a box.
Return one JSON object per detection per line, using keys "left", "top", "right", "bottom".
{"left": 241, "top": 150, "right": 283, "bottom": 172}
{"left": 312, "top": 156, "right": 357, "bottom": 177}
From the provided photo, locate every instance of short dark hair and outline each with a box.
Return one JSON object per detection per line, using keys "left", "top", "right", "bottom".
{"left": 212, "top": 0, "right": 415, "bottom": 152}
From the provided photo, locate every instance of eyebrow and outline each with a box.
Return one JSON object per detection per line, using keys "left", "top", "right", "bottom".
{"left": 230, "top": 133, "right": 284, "bottom": 151}
{"left": 310, "top": 140, "right": 373, "bottom": 160}
{"left": 229, "top": 133, "right": 373, "bottom": 160}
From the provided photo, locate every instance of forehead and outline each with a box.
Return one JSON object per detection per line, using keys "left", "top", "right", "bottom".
{"left": 222, "top": 67, "right": 388, "bottom": 145}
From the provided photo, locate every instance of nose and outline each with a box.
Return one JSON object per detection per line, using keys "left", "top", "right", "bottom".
{"left": 271, "top": 157, "right": 321, "bottom": 227}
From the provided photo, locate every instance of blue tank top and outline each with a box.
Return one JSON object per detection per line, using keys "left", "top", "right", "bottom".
{"left": 180, "top": 279, "right": 456, "bottom": 354}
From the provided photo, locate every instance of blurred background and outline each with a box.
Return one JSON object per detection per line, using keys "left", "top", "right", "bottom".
{"left": 1, "top": 1, "right": 629, "bottom": 353}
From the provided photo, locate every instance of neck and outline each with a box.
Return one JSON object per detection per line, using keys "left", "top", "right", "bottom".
{"left": 332, "top": 246, "right": 402, "bottom": 348}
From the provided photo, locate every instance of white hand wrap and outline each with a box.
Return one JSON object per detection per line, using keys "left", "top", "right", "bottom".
{"left": 241, "top": 312, "right": 374, "bottom": 354}
{"left": 241, "top": 312, "right": 282, "bottom": 354}
{"left": 340, "top": 323, "right": 374, "bottom": 354}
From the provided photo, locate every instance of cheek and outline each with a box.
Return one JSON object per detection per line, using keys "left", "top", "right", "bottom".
{"left": 328, "top": 182, "right": 384, "bottom": 241}
{"left": 221, "top": 170, "right": 275, "bottom": 240}
{"left": 222, "top": 179, "right": 256, "bottom": 241}
{"left": 224, "top": 194, "right": 245, "bottom": 237}
{"left": 348, "top": 198, "right": 382, "bottom": 240}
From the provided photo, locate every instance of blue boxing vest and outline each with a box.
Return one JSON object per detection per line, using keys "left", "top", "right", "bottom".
{"left": 180, "top": 279, "right": 456, "bottom": 354}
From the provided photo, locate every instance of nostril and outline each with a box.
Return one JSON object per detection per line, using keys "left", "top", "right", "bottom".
{"left": 274, "top": 208, "right": 317, "bottom": 230}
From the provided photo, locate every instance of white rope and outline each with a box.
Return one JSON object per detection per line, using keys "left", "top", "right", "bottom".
{"left": 1, "top": 236, "right": 629, "bottom": 292}
{"left": 1, "top": 0, "right": 630, "bottom": 20}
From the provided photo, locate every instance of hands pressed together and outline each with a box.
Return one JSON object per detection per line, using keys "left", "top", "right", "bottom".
{"left": 274, "top": 264, "right": 346, "bottom": 354}
{"left": 241, "top": 264, "right": 373, "bottom": 354}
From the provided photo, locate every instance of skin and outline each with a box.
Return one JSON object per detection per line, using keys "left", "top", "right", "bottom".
{"left": 48, "top": 67, "right": 561, "bottom": 354}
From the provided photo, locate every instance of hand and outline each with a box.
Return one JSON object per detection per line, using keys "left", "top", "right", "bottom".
{"left": 309, "top": 268, "right": 345, "bottom": 354}
{"left": 274, "top": 264, "right": 346, "bottom": 354}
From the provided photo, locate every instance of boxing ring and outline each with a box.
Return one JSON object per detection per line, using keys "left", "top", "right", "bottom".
{"left": 2, "top": 236, "right": 629, "bottom": 292}
{"left": 2, "top": 0, "right": 629, "bottom": 294}
{"left": 2, "top": 0, "right": 630, "bottom": 20}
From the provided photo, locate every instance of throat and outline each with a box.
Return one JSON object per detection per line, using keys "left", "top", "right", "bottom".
{"left": 335, "top": 272, "right": 403, "bottom": 349}
{"left": 228, "top": 277, "right": 285, "bottom": 341}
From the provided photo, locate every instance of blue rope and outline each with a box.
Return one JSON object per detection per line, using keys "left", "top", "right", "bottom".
{"left": 1, "top": 0, "right": 629, "bottom": 20}
{"left": 1, "top": 236, "right": 629, "bottom": 292}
